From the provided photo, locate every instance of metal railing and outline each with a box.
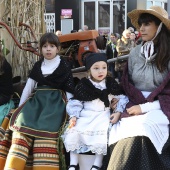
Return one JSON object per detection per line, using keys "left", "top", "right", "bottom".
{"left": 71, "top": 54, "right": 129, "bottom": 73}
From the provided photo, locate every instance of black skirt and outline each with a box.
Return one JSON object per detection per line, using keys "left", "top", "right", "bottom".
{"left": 102, "top": 136, "right": 170, "bottom": 170}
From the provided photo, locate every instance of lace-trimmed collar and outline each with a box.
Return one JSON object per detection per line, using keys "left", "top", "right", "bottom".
{"left": 88, "top": 77, "right": 106, "bottom": 90}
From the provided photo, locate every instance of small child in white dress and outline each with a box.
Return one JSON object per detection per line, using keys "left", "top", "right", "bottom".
{"left": 62, "top": 53, "right": 128, "bottom": 170}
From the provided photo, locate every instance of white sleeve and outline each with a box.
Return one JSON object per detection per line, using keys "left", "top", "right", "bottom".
{"left": 139, "top": 100, "right": 161, "bottom": 113}
{"left": 66, "top": 99, "right": 83, "bottom": 118}
{"left": 66, "top": 92, "right": 73, "bottom": 100}
{"left": 114, "top": 95, "right": 129, "bottom": 113}
{"left": 19, "top": 78, "right": 36, "bottom": 106}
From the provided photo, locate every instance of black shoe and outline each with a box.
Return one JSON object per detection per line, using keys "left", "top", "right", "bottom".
{"left": 90, "top": 165, "right": 100, "bottom": 170}
{"left": 68, "top": 165, "right": 79, "bottom": 170}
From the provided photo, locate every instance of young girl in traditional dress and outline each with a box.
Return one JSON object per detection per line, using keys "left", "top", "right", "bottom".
{"left": 4, "top": 33, "right": 75, "bottom": 170}
{"left": 62, "top": 53, "right": 128, "bottom": 170}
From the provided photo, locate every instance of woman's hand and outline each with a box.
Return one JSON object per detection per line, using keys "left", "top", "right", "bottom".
{"left": 126, "top": 105, "right": 142, "bottom": 115}
{"left": 110, "top": 98, "right": 119, "bottom": 111}
{"left": 68, "top": 116, "right": 77, "bottom": 128}
{"left": 110, "top": 112, "right": 121, "bottom": 124}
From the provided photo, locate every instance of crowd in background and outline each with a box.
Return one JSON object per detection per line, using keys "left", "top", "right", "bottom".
{"left": 55, "top": 25, "right": 142, "bottom": 83}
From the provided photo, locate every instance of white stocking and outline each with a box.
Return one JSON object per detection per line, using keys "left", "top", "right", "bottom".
{"left": 69, "top": 151, "right": 78, "bottom": 170}
{"left": 91, "top": 153, "right": 103, "bottom": 170}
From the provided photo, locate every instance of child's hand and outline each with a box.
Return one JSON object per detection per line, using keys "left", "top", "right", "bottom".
{"left": 126, "top": 105, "right": 142, "bottom": 115}
{"left": 68, "top": 117, "right": 77, "bottom": 128}
{"left": 110, "top": 98, "right": 119, "bottom": 111}
{"left": 110, "top": 112, "right": 121, "bottom": 124}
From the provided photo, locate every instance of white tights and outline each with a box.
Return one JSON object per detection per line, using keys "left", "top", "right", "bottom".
{"left": 69, "top": 151, "right": 103, "bottom": 170}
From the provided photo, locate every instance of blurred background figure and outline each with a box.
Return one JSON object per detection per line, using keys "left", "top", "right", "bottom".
{"left": 78, "top": 29, "right": 83, "bottom": 32}
{"left": 130, "top": 32, "right": 137, "bottom": 46}
{"left": 128, "top": 26, "right": 135, "bottom": 33}
{"left": 71, "top": 30, "right": 77, "bottom": 33}
{"left": 83, "top": 25, "right": 88, "bottom": 31}
{"left": 115, "top": 33, "right": 120, "bottom": 40}
{"left": 115, "top": 29, "right": 135, "bottom": 82}
{"left": 130, "top": 32, "right": 136, "bottom": 41}
{"left": 106, "top": 33, "right": 119, "bottom": 78}
{"left": 96, "top": 35, "right": 107, "bottom": 53}
{"left": 55, "top": 30, "right": 62, "bottom": 36}
{"left": 135, "top": 31, "right": 142, "bottom": 45}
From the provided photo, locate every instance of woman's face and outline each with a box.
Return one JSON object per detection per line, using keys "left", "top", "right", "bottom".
{"left": 139, "top": 21, "right": 159, "bottom": 41}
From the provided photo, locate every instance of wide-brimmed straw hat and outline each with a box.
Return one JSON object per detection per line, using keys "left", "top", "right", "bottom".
{"left": 128, "top": 6, "right": 170, "bottom": 30}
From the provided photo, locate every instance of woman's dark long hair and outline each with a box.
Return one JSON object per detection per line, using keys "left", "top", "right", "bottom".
{"left": 138, "top": 13, "right": 170, "bottom": 72}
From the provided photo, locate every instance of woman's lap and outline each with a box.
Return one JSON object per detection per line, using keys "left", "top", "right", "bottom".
{"left": 106, "top": 136, "right": 170, "bottom": 170}
{"left": 109, "top": 110, "right": 169, "bottom": 154}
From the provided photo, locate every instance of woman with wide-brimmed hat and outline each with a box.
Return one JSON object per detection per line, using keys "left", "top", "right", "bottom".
{"left": 107, "top": 6, "right": 170, "bottom": 170}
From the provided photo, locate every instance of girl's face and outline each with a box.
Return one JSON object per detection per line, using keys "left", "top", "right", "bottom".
{"left": 139, "top": 21, "right": 159, "bottom": 41}
{"left": 90, "top": 61, "right": 107, "bottom": 81}
{"left": 41, "top": 42, "right": 59, "bottom": 60}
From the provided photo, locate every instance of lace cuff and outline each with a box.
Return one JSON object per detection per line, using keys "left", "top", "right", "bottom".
{"left": 66, "top": 99, "right": 83, "bottom": 118}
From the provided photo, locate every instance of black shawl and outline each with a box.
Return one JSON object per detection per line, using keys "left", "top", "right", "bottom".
{"left": 73, "top": 77, "right": 123, "bottom": 107}
{"left": 29, "top": 57, "right": 75, "bottom": 93}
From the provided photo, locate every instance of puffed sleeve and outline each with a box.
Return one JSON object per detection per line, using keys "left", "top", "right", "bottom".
{"left": 66, "top": 99, "right": 84, "bottom": 118}
{"left": 114, "top": 95, "right": 129, "bottom": 113}
{"left": 19, "top": 78, "right": 36, "bottom": 106}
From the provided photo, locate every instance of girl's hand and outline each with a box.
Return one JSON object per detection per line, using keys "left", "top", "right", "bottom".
{"left": 110, "top": 98, "right": 119, "bottom": 110}
{"left": 126, "top": 105, "right": 142, "bottom": 115}
{"left": 110, "top": 112, "right": 121, "bottom": 124}
{"left": 68, "top": 117, "right": 77, "bottom": 128}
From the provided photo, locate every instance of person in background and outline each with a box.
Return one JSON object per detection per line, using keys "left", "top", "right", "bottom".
{"left": 108, "top": 6, "right": 170, "bottom": 170}
{"left": 128, "top": 26, "right": 135, "bottom": 33}
{"left": 56, "top": 30, "right": 62, "bottom": 36}
{"left": 130, "top": 32, "right": 136, "bottom": 41}
{"left": 71, "top": 30, "right": 77, "bottom": 33}
{"left": 130, "top": 32, "right": 137, "bottom": 45}
{"left": 78, "top": 29, "right": 83, "bottom": 32}
{"left": 96, "top": 35, "right": 107, "bottom": 53}
{"left": 62, "top": 53, "right": 128, "bottom": 170}
{"left": 115, "top": 29, "right": 135, "bottom": 82}
{"left": 83, "top": 25, "right": 89, "bottom": 31}
{"left": 4, "top": 33, "right": 75, "bottom": 170}
{"left": 106, "top": 33, "right": 119, "bottom": 78}
{"left": 135, "top": 31, "right": 142, "bottom": 45}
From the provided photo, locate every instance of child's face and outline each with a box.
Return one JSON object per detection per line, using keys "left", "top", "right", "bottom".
{"left": 41, "top": 42, "right": 59, "bottom": 60}
{"left": 90, "top": 61, "right": 107, "bottom": 81}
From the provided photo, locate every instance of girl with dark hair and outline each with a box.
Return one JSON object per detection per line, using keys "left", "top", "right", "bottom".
{"left": 3, "top": 33, "right": 75, "bottom": 170}
{"left": 107, "top": 6, "right": 170, "bottom": 170}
